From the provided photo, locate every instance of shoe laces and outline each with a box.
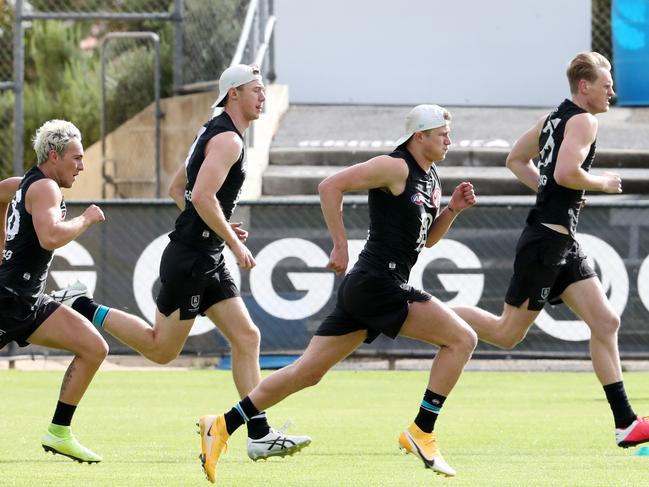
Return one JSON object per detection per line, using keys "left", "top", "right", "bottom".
{"left": 416, "top": 431, "right": 441, "bottom": 456}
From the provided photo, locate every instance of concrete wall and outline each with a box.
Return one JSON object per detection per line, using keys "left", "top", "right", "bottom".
{"left": 274, "top": 0, "right": 592, "bottom": 106}
{"left": 64, "top": 91, "right": 215, "bottom": 200}
{"left": 64, "top": 85, "right": 288, "bottom": 201}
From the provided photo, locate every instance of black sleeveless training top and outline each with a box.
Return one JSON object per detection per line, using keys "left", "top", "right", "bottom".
{"left": 356, "top": 147, "right": 441, "bottom": 282}
{"left": 527, "top": 99, "right": 596, "bottom": 235}
{"left": 170, "top": 111, "right": 246, "bottom": 253}
{"left": 0, "top": 166, "right": 65, "bottom": 304}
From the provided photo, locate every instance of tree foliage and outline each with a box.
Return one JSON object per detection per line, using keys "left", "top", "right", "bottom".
{"left": 0, "top": 0, "right": 247, "bottom": 178}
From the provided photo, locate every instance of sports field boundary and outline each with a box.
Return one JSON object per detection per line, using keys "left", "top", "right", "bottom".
{"left": 3, "top": 353, "right": 649, "bottom": 373}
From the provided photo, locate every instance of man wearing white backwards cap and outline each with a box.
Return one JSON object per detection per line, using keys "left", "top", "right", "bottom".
{"left": 166, "top": 64, "right": 308, "bottom": 479}
{"left": 203, "top": 104, "right": 478, "bottom": 480}
{"left": 49, "top": 64, "right": 310, "bottom": 482}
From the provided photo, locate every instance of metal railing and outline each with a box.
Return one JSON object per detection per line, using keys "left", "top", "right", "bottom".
{"left": 7, "top": 0, "right": 275, "bottom": 178}
{"left": 9, "top": 0, "right": 183, "bottom": 178}
{"left": 179, "top": 0, "right": 276, "bottom": 93}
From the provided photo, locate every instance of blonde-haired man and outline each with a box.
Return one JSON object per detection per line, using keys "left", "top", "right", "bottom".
{"left": 454, "top": 51, "right": 649, "bottom": 448}
{"left": 0, "top": 120, "right": 107, "bottom": 463}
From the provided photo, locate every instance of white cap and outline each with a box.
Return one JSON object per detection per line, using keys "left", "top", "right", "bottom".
{"left": 394, "top": 104, "right": 449, "bottom": 147}
{"left": 211, "top": 64, "right": 263, "bottom": 108}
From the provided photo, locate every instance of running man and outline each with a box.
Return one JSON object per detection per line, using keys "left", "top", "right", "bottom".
{"left": 52, "top": 64, "right": 311, "bottom": 466}
{"left": 453, "top": 52, "right": 649, "bottom": 447}
{"left": 197, "top": 104, "right": 478, "bottom": 483}
{"left": 0, "top": 120, "right": 108, "bottom": 463}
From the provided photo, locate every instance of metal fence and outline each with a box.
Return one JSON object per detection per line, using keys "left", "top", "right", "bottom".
{"left": 3, "top": 198, "right": 648, "bottom": 361}
{"left": 592, "top": 0, "right": 613, "bottom": 62}
{"left": 2, "top": 0, "right": 273, "bottom": 180}
{"left": 0, "top": 4, "right": 14, "bottom": 180}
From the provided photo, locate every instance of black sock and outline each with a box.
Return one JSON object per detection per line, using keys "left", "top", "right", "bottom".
{"left": 414, "top": 389, "right": 446, "bottom": 433}
{"left": 71, "top": 296, "right": 110, "bottom": 328}
{"left": 223, "top": 396, "right": 260, "bottom": 435}
{"left": 246, "top": 412, "right": 271, "bottom": 439}
{"left": 51, "top": 401, "right": 77, "bottom": 427}
{"left": 603, "top": 381, "right": 636, "bottom": 428}
{"left": 71, "top": 296, "right": 99, "bottom": 322}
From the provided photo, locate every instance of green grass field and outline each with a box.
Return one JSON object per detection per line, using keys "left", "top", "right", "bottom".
{"left": 2, "top": 368, "right": 648, "bottom": 486}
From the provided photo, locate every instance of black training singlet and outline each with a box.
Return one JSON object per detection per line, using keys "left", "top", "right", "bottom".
{"left": 0, "top": 166, "right": 65, "bottom": 304}
{"left": 170, "top": 111, "right": 246, "bottom": 253}
{"left": 526, "top": 99, "right": 596, "bottom": 235}
{"left": 357, "top": 147, "right": 442, "bottom": 282}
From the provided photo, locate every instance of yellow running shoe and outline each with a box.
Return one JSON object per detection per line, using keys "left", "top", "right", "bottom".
{"left": 41, "top": 424, "right": 102, "bottom": 463}
{"left": 198, "top": 415, "right": 229, "bottom": 483}
{"left": 398, "top": 423, "right": 456, "bottom": 477}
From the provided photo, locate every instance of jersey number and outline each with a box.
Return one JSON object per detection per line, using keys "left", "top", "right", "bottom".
{"left": 415, "top": 212, "right": 433, "bottom": 252}
{"left": 6, "top": 189, "right": 22, "bottom": 242}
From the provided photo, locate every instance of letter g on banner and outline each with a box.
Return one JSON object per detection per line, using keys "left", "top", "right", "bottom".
{"left": 534, "top": 233, "right": 628, "bottom": 341}
{"left": 250, "top": 238, "right": 333, "bottom": 320}
{"left": 409, "top": 239, "right": 484, "bottom": 306}
{"left": 638, "top": 255, "right": 649, "bottom": 313}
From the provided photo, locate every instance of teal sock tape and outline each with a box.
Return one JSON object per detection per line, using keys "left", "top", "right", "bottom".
{"left": 93, "top": 305, "right": 110, "bottom": 328}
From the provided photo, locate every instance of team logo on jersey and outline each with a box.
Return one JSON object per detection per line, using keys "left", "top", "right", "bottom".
{"left": 411, "top": 193, "right": 427, "bottom": 206}
{"left": 190, "top": 295, "right": 201, "bottom": 311}
{"left": 540, "top": 287, "right": 551, "bottom": 301}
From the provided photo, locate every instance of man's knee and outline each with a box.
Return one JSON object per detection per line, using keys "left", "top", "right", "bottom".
{"left": 458, "top": 327, "right": 478, "bottom": 356}
{"left": 147, "top": 348, "right": 180, "bottom": 365}
{"left": 293, "top": 364, "right": 326, "bottom": 388}
{"left": 231, "top": 324, "right": 261, "bottom": 350}
{"left": 497, "top": 333, "right": 525, "bottom": 350}
{"left": 82, "top": 335, "right": 109, "bottom": 366}
{"left": 493, "top": 311, "right": 535, "bottom": 349}
{"left": 592, "top": 313, "right": 621, "bottom": 338}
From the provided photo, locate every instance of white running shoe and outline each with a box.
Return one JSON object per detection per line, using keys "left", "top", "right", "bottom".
{"left": 50, "top": 281, "right": 90, "bottom": 307}
{"left": 247, "top": 428, "right": 312, "bottom": 461}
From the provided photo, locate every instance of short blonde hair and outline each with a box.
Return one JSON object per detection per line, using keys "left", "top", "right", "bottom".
{"left": 32, "top": 119, "right": 82, "bottom": 164}
{"left": 567, "top": 52, "right": 611, "bottom": 94}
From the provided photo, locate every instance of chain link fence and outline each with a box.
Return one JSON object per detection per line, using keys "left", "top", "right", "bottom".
{"left": 4, "top": 199, "right": 647, "bottom": 360}
{"left": 0, "top": 4, "right": 14, "bottom": 180}
{"left": 181, "top": 0, "right": 247, "bottom": 90}
{"left": 592, "top": 0, "right": 612, "bottom": 62}
{"left": 1, "top": 0, "right": 257, "bottom": 179}
{"left": 25, "top": 0, "right": 172, "bottom": 14}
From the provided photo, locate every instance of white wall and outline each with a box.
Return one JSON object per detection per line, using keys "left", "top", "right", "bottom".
{"left": 274, "top": 0, "right": 592, "bottom": 106}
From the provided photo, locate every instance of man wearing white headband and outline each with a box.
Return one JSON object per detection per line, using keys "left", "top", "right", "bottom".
{"left": 199, "top": 104, "right": 478, "bottom": 480}
{"left": 454, "top": 52, "right": 649, "bottom": 449}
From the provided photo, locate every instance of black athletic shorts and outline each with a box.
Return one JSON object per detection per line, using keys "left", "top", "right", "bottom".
{"left": 505, "top": 223, "right": 596, "bottom": 311}
{"left": 0, "top": 292, "right": 60, "bottom": 349}
{"left": 315, "top": 266, "right": 432, "bottom": 344}
{"left": 156, "top": 240, "right": 240, "bottom": 320}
